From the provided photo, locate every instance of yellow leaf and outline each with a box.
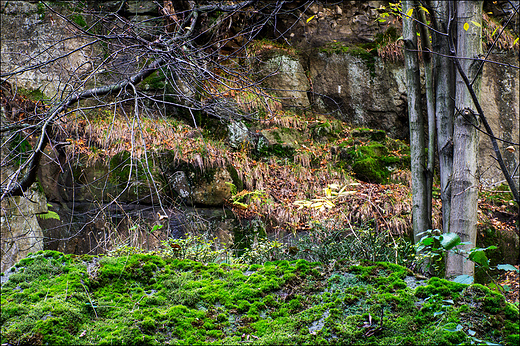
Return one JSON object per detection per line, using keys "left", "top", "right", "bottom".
{"left": 506, "top": 146, "right": 516, "bottom": 153}
{"left": 514, "top": 37, "right": 519, "bottom": 45}
{"left": 324, "top": 200, "right": 335, "bottom": 208}
{"left": 419, "top": 5, "right": 429, "bottom": 14}
{"left": 464, "top": 22, "right": 469, "bottom": 31}
{"left": 492, "top": 27, "right": 498, "bottom": 36}
{"left": 471, "top": 21, "right": 481, "bottom": 27}
{"left": 338, "top": 191, "right": 357, "bottom": 197}
{"left": 311, "top": 202, "right": 323, "bottom": 209}
{"left": 406, "top": 8, "right": 413, "bottom": 17}
{"left": 307, "top": 15, "right": 315, "bottom": 23}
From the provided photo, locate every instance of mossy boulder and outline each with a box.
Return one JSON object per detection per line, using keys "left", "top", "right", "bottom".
{"left": 191, "top": 167, "right": 234, "bottom": 206}
{"left": 107, "top": 151, "right": 162, "bottom": 204}
{"left": 1, "top": 251, "right": 517, "bottom": 345}
{"left": 350, "top": 157, "right": 383, "bottom": 183}
{"left": 339, "top": 130, "right": 410, "bottom": 184}
{"left": 309, "top": 120, "right": 343, "bottom": 142}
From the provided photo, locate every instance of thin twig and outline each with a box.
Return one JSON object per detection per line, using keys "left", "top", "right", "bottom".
{"left": 81, "top": 283, "right": 98, "bottom": 319}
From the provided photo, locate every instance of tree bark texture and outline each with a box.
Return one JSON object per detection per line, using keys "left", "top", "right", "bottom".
{"left": 447, "top": 1, "right": 483, "bottom": 278}
{"left": 431, "top": 0, "right": 455, "bottom": 233}
{"left": 403, "top": 0, "right": 429, "bottom": 243}
{"left": 418, "top": 5, "right": 434, "bottom": 230}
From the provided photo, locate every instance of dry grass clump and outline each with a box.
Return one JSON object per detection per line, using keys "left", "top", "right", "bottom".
{"left": 60, "top": 103, "right": 418, "bottom": 237}
{"left": 204, "top": 73, "right": 283, "bottom": 119}
{"left": 377, "top": 40, "right": 404, "bottom": 62}
{"left": 61, "top": 109, "right": 234, "bottom": 173}
{"left": 482, "top": 13, "right": 520, "bottom": 51}
{"left": 229, "top": 156, "right": 416, "bottom": 237}
{"left": 262, "top": 112, "right": 307, "bottom": 129}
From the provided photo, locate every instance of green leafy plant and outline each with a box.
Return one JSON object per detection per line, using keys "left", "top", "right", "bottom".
{"left": 161, "top": 236, "right": 228, "bottom": 263}
{"left": 37, "top": 211, "right": 60, "bottom": 221}
{"left": 416, "top": 229, "right": 518, "bottom": 292}
{"left": 150, "top": 224, "right": 163, "bottom": 233}
{"left": 37, "top": 1, "right": 45, "bottom": 19}
{"left": 416, "top": 229, "right": 461, "bottom": 277}
{"left": 237, "top": 239, "right": 285, "bottom": 264}
{"left": 283, "top": 221, "right": 416, "bottom": 267}
{"left": 444, "top": 323, "right": 501, "bottom": 345}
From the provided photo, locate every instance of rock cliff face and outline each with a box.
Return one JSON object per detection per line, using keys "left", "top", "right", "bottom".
{"left": 256, "top": 51, "right": 311, "bottom": 108}
{"left": 301, "top": 49, "right": 519, "bottom": 187}
{"left": 306, "top": 51, "right": 408, "bottom": 139}
{"left": 0, "top": 1, "right": 94, "bottom": 97}
{"left": 0, "top": 155, "right": 47, "bottom": 272}
{"left": 0, "top": 190, "right": 47, "bottom": 272}
{"left": 479, "top": 52, "right": 520, "bottom": 187}
{"left": 2, "top": 2, "right": 517, "bottom": 157}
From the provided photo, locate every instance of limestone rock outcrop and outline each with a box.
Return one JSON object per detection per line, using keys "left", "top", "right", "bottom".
{"left": 0, "top": 185, "right": 47, "bottom": 272}
{"left": 256, "top": 52, "right": 311, "bottom": 109}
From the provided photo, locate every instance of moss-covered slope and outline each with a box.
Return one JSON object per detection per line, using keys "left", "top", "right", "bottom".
{"left": 1, "top": 250, "right": 518, "bottom": 345}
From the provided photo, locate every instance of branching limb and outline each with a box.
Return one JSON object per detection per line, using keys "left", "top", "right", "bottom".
{"left": 1, "top": 57, "right": 164, "bottom": 200}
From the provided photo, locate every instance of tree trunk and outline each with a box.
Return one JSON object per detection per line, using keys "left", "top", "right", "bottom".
{"left": 418, "top": 5, "right": 434, "bottom": 230}
{"left": 431, "top": 0, "right": 455, "bottom": 233}
{"left": 403, "top": 0, "right": 429, "bottom": 244}
{"left": 447, "top": 1, "right": 483, "bottom": 278}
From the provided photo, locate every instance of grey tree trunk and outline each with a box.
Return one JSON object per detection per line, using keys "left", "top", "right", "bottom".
{"left": 447, "top": 1, "right": 483, "bottom": 278}
{"left": 418, "top": 6, "right": 434, "bottom": 230}
{"left": 403, "top": 0, "right": 429, "bottom": 244}
{"left": 431, "top": 0, "right": 455, "bottom": 233}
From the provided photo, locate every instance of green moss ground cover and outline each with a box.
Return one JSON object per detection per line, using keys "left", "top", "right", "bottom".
{"left": 1, "top": 250, "right": 518, "bottom": 345}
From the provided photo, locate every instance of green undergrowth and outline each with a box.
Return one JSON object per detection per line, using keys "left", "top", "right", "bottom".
{"left": 16, "top": 87, "right": 48, "bottom": 102}
{"left": 1, "top": 250, "right": 517, "bottom": 345}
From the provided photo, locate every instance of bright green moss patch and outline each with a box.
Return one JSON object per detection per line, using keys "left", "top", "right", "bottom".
{"left": 1, "top": 251, "right": 517, "bottom": 345}
{"left": 339, "top": 129, "right": 410, "bottom": 184}
{"left": 415, "top": 276, "right": 467, "bottom": 300}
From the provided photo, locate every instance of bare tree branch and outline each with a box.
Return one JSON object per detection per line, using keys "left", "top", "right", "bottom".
{"left": 452, "top": 54, "right": 520, "bottom": 204}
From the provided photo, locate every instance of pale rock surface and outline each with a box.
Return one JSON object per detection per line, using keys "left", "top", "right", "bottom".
{"left": 191, "top": 168, "right": 233, "bottom": 206}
